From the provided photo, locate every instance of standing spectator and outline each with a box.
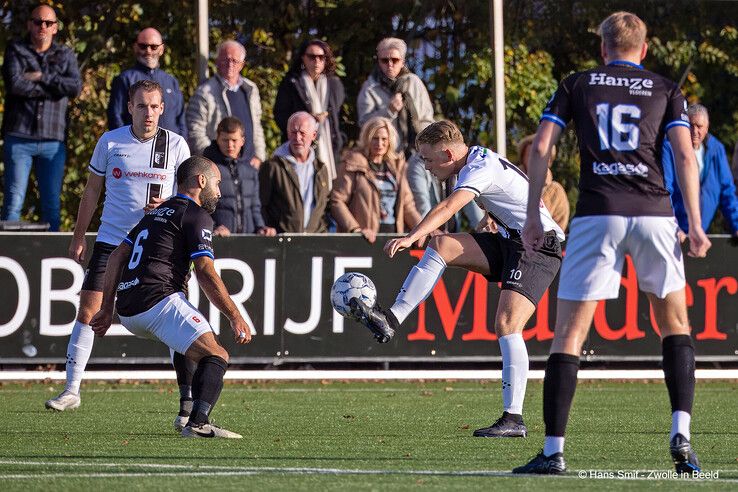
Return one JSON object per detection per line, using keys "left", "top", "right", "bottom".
{"left": 186, "top": 40, "right": 265, "bottom": 166}
{"left": 107, "top": 27, "right": 187, "bottom": 138}
{"left": 274, "top": 39, "right": 345, "bottom": 183}
{"left": 331, "top": 116, "right": 421, "bottom": 243}
{"left": 357, "top": 37, "right": 433, "bottom": 157}
{"left": 259, "top": 112, "right": 330, "bottom": 233}
{"left": 1, "top": 4, "right": 81, "bottom": 231}
{"left": 202, "top": 117, "right": 276, "bottom": 236}
{"left": 517, "top": 135, "right": 570, "bottom": 230}
{"left": 663, "top": 104, "right": 738, "bottom": 236}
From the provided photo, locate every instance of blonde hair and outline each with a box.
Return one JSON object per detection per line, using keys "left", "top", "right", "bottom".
{"left": 359, "top": 117, "right": 400, "bottom": 162}
{"left": 517, "top": 134, "right": 556, "bottom": 171}
{"left": 597, "top": 11, "right": 647, "bottom": 54}
{"left": 415, "top": 120, "right": 464, "bottom": 150}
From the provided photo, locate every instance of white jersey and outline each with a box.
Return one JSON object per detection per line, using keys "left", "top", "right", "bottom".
{"left": 89, "top": 126, "right": 190, "bottom": 245}
{"left": 454, "top": 146, "right": 565, "bottom": 241}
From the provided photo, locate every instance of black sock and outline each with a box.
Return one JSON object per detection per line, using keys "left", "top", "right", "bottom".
{"left": 662, "top": 335, "right": 695, "bottom": 414}
{"left": 172, "top": 351, "right": 197, "bottom": 416}
{"left": 189, "top": 355, "right": 228, "bottom": 425}
{"left": 543, "top": 353, "right": 580, "bottom": 437}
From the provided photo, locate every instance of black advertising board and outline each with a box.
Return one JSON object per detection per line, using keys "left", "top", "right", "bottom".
{"left": 0, "top": 233, "right": 735, "bottom": 364}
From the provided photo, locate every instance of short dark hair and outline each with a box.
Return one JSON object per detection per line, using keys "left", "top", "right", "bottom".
{"left": 176, "top": 156, "right": 215, "bottom": 186}
{"left": 128, "top": 79, "right": 163, "bottom": 102}
{"left": 216, "top": 117, "right": 245, "bottom": 136}
{"left": 289, "top": 38, "right": 337, "bottom": 75}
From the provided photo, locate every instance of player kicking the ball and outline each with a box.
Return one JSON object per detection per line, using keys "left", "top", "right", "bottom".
{"left": 350, "top": 120, "right": 565, "bottom": 437}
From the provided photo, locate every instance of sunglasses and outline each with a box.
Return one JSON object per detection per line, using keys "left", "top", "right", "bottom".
{"left": 31, "top": 19, "right": 57, "bottom": 28}
{"left": 379, "top": 57, "right": 402, "bottom": 65}
{"left": 136, "top": 43, "right": 162, "bottom": 51}
{"left": 305, "top": 53, "right": 326, "bottom": 61}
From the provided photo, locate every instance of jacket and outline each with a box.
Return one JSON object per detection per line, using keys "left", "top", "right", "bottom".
{"left": 274, "top": 72, "right": 345, "bottom": 156}
{"left": 259, "top": 148, "right": 330, "bottom": 233}
{"left": 1, "top": 38, "right": 81, "bottom": 141}
{"left": 541, "top": 169, "right": 570, "bottom": 231}
{"left": 186, "top": 75, "right": 265, "bottom": 159}
{"left": 663, "top": 134, "right": 738, "bottom": 234}
{"left": 108, "top": 62, "right": 187, "bottom": 137}
{"left": 202, "top": 141, "right": 265, "bottom": 233}
{"left": 331, "top": 149, "right": 421, "bottom": 233}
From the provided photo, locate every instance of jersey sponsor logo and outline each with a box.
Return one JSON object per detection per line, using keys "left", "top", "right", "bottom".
{"left": 153, "top": 151, "right": 165, "bottom": 166}
{"left": 113, "top": 153, "right": 131, "bottom": 158}
{"left": 588, "top": 73, "right": 653, "bottom": 96}
{"left": 112, "top": 167, "right": 122, "bottom": 179}
{"left": 146, "top": 206, "right": 176, "bottom": 217}
{"left": 117, "top": 277, "right": 140, "bottom": 291}
{"left": 592, "top": 161, "right": 649, "bottom": 177}
{"left": 122, "top": 170, "right": 168, "bottom": 181}
{"left": 202, "top": 229, "right": 212, "bottom": 241}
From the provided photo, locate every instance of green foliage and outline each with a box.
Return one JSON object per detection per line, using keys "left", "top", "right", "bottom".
{"left": 0, "top": 0, "right": 737, "bottom": 230}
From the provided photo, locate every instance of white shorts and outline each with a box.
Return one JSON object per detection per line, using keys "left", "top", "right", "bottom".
{"left": 119, "top": 292, "right": 213, "bottom": 354}
{"left": 558, "top": 215, "right": 685, "bottom": 301}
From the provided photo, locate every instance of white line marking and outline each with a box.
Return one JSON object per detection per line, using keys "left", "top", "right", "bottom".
{"left": 0, "top": 460, "right": 735, "bottom": 483}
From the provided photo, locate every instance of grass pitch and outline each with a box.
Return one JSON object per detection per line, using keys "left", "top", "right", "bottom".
{"left": 1, "top": 379, "right": 737, "bottom": 491}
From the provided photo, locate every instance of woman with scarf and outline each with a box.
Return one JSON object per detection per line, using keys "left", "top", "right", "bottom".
{"left": 357, "top": 37, "right": 434, "bottom": 158}
{"left": 274, "top": 39, "right": 345, "bottom": 184}
{"left": 331, "top": 116, "right": 422, "bottom": 243}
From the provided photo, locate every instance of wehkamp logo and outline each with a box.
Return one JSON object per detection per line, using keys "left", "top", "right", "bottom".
{"left": 111, "top": 168, "right": 168, "bottom": 181}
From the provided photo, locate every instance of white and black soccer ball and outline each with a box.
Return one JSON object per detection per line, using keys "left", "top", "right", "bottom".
{"left": 331, "top": 272, "right": 377, "bottom": 318}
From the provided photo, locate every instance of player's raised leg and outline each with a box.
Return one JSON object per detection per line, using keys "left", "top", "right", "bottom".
{"left": 648, "top": 290, "right": 701, "bottom": 473}
{"left": 513, "top": 299, "right": 597, "bottom": 474}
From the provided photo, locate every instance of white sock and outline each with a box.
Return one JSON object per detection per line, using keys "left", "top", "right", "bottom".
{"left": 671, "top": 410, "right": 691, "bottom": 441}
{"left": 543, "top": 436, "right": 565, "bottom": 456}
{"left": 65, "top": 321, "right": 95, "bottom": 395}
{"left": 499, "top": 333, "right": 528, "bottom": 415}
{"left": 390, "top": 247, "right": 446, "bottom": 324}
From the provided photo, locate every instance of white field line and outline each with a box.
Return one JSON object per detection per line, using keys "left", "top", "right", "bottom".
{"left": 1, "top": 369, "right": 737, "bottom": 381}
{"left": 0, "top": 460, "right": 735, "bottom": 483}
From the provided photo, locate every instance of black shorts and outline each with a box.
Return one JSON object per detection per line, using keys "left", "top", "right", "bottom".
{"left": 471, "top": 231, "right": 562, "bottom": 305}
{"left": 81, "top": 242, "right": 118, "bottom": 292}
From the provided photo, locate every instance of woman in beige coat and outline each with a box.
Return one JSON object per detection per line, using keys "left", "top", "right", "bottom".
{"left": 331, "top": 116, "right": 421, "bottom": 243}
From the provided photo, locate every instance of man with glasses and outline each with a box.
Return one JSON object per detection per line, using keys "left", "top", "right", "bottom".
{"left": 187, "top": 40, "right": 265, "bottom": 168}
{"left": 1, "top": 4, "right": 81, "bottom": 231}
{"left": 357, "top": 37, "right": 433, "bottom": 157}
{"left": 107, "top": 27, "right": 187, "bottom": 138}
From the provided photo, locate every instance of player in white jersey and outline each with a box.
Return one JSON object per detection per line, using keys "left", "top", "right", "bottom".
{"left": 351, "top": 120, "right": 564, "bottom": 437}
{"left": 46, "top": 80, "right": 190, "bottom": 414}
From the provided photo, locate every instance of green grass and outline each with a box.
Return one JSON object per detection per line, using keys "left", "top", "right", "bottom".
{"left": 2, "top": 380, "right": 737, "bottom": 491}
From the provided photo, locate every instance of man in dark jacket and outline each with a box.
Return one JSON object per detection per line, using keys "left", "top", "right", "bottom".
{"left": 1, "top": 4, "right": 81, "bottom": 231}
{"left": 107, "top": 27, "right": 187, "bottom": 137}
{"left": 203, "top": 117, "right": 275, "bottom": 236}
{"left": 259, "top": 111, "right": 330, "bottom": 233}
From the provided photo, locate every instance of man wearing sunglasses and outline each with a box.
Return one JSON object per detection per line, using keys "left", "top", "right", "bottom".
{"left": 1, "top": 4, "right": 81, "bottom": 231}
{"left": 357, "top": 37, "right": 433, "bottom": 158}
{"left": 107, "top": 28, "right": 187, "bottom": 138}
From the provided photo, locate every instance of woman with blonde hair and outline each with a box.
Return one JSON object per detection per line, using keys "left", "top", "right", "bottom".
{"left": 331, "top": 116, "right": 421, "bottom": 242}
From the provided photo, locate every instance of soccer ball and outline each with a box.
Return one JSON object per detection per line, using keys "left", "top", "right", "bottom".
{"left": 331, "top": 272, "right": 377, "bottom": 318}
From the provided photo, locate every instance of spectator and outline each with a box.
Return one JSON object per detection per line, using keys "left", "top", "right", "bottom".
{"left": 203, "top": 117, "right": 275, "bottom": 237}
{"left": 732, "top": 142, "right": 738, "bottom": 189}
{"left": 331, "top": 116, "right": 421, "bottom": 243}
{"left": 259, "top": 111, "right": 330, "bottom": 233}
{"left": 1, "top": 4, "right": 81, "bottom": 231}
{"left": 107, "top": 27, "right": 187, "bottom": 137}
{"left": 517, "top": 135, "right": 570, "bottom": 231}
{"left": 663, "top": 104, "right": 738, "bottom": 236}
{"left": 274, "top": 39, "right": 345, "bottom": 183}
{"left": 357, "top": 37, "right": 433, "bottom": 157}
{"left": 407, "top": 153, "right": 486, "bottom": 232}
{"left": 187, "top": 40, "right": 265, "bottom": 166}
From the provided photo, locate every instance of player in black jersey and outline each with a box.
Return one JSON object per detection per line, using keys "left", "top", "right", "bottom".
{"left": 90, "top": 155, "right": 252, "bottom": 438}
{"left": 518, "top": 12, "right": 711, "bottom": 475}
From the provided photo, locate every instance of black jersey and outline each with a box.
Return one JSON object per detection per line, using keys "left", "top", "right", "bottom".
{"left": 541, "top": 61, "right": 689, "bottom": 217}
{"left": 116, "top": 194, "right": 215, "bottom": 317}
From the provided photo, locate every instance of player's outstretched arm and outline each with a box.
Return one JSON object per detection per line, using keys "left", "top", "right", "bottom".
{"left": 193, "top": 256, "right": 252, "bottom": 344}
{"left": 69, "top": 173, "right": 104, "bottom": 263}
{"left": 90, "top": 242, "right": 131, "bottom": 337}
{"left": 667, "top": 125, "right": 711, "bottom": 258}
{"left": 523, "top": 121, "right": 562, "bottom": 255}
{"left": 384, "top": 189, "right": 474, "bottom": 258}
